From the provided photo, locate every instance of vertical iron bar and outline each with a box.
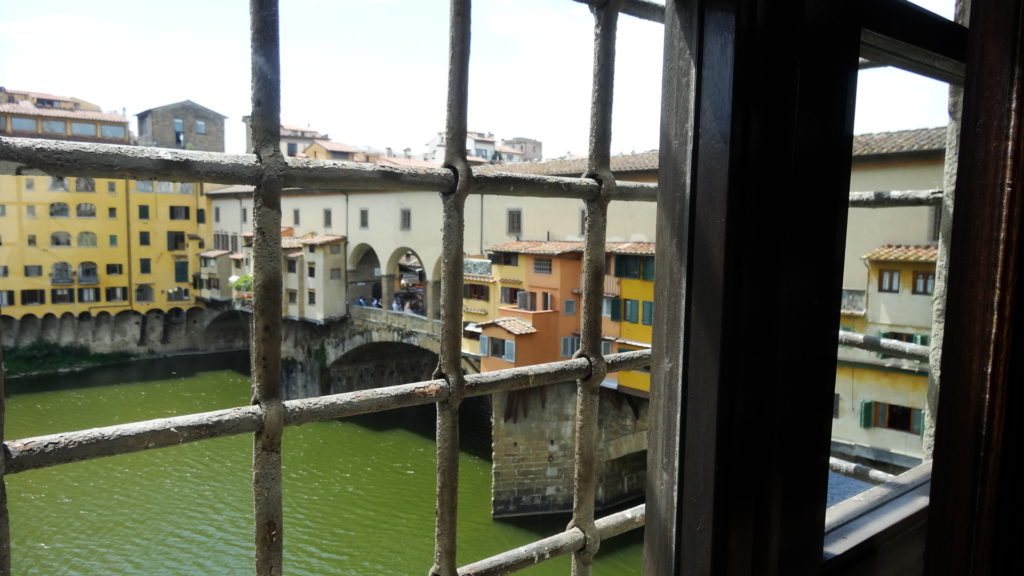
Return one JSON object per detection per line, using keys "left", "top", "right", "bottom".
{"left": 250, "top": 0, "right": 285, "bottom": 574}
{"left": 923, "top": 0, "right": 969, "bottom": 461}
{"left": 0, "top": 318, "right": 10, "bottom": 576}
{"left": 570, "top": 2, "right": 620, "bottom": 574}
{"left": 430, "top": 1, "right": 471, "bottom": 575}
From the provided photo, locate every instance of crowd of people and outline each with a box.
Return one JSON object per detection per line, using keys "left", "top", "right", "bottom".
{"left": 354, "top": 293, "right": 425, "bottom": 316}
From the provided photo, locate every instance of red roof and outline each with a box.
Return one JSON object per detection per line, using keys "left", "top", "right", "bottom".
{"left": 311, "top": 139, "right": 358, "bottom": 153}
{"left": 862, "top": 244, "right": 938, "bottom": 262}
{"left": 478, "top": 317, "right": 537, "bottom": 335}
{"left": 0, "top": 102, "right": 127, "bottom": 124}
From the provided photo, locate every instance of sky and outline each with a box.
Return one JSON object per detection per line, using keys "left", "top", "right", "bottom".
{"left": 0, "top": 0, "right": 955, "bottom": 158}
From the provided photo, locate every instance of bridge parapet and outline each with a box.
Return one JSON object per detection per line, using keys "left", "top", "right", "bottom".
{"left": 350, "top": 306, "right": 441, "bottom": 338}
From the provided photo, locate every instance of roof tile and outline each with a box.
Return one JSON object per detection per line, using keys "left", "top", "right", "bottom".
{"left": 862, "top": 244, "right": 938, "bottom": 262}
{"left": 478, "top": 317, "right": 538, "bottom": 335}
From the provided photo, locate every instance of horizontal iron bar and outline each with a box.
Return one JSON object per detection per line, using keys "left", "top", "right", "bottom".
{"left": 0, "top": 137, "right": 659, "bottom": 202}
{"left": 457, "top": 504, "right": 645, "bottom": 575}
{"left": 848, "top": 189, "right": 941, "bottom": 207}
{"left": 860, "top": 0, "right": 967, "bottom": 84}
{"left": 572, "top": 0, "right": 664, "bottom": 23}
{"left": 4, "top": 352, "right": 649, "bottom": 474}
{"left": 838, "top": 330, "right": 929, "bottom": 362}
{"left": 829, "top": 456, "right": 895, "bottom": 485}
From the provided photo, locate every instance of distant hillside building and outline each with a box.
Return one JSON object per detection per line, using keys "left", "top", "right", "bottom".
{"left": 501, "top": 137, "right": 543, "bottom": 162}
{"left": 137, "top": 100, "right": 226, "bottom": 152}
{"left": 0, "top": 87, "right": 129, "bottom": 144}
{"left": 424, "top": 131, "right": 542, "bottom": 164}
{"left": 241, "top": 118, "right": 328, "bottom": 157}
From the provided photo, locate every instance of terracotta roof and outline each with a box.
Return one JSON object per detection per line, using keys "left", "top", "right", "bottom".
{"left": 475, "top": 151, "right": 658, "bottom": 177}
{"left": 285, "top": 251, "right": 303, "bottom": 259}
{"left": 0, "top": 102, "right": 127, "bottom": 123}
{"left": 301, "top": 234, "right": 345, "bottom": 247}
{"left": 851, "top": 127, "right": 946, "bottom": 156}
{"left": 478, "top": 317, "right": 537, "bottom": 335}
{"left": 229, "top": 253, "right": 245, "bottom": 260}
{"left": 137, "top": 100, "right": 227, "bottom": 119}
{"left": 311, "top": 139, "right": 359, "bottom": 153}
{"left": 474, "top": 127, "right": 945, "bottom": 177}
{"left": 377, "top": 156, "right": 442, "bottom": 169}
{"left": 468, "top": 132, "right": 496, "bottom": 142}
{"left": 494, "top": 145, "right": 522, "bottom": 154}
{"left": 282, "top": 235, "right": 344, "bottom": 249}
{"left": 464, "top": 274, "right": 494, "bottom": 283}
{"left": 488, "top": 240, "right": 655, "bottom": 256}
{"left": 606, "top": 242, "right": 655, "bottom": 255}
{"left": 200, "top": 249, "right": 230, "bottom": 257}
{"left": 862, "top": 244, "right": 938, "bottom": 262}
{"left": 488, "top": 241, "right": 584, "bottom": 255}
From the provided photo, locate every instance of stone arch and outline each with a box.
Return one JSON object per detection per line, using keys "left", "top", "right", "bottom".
{"left": 113, "top": 310, "right": 141, "bottom": 347}
{"left": 203, "top": 309, "right": 251, "bottom": 351}
{"left": 39, "top": 313, "right": 59, "bottom": 343}
{"left": 327, "top": 341, "right": 439, "bottom": 395}
{"left": 58, "top": 312, "right": 77, "bottom": 345}
{"left": 386, "top": 247, "right": 428, "bottom": 316}
{"left": 348, "top": 242, "right": 382, "bottom": 306}
{"left": 94, "top": 311, "right": 113, "bottom": 348}
{"left": 1, "top": 315, "right": 17, "bottom": 348}
{"left": 14, "top": 314, "right": 39, "bottom": 346}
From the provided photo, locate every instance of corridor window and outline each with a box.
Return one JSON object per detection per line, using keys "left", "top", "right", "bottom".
{"left": 861, "top": 401, "right": 923, "bottom": 435}
{"left": 507, "top": 208, "right": 522, "bottom": 235}
{"left": 400, "top": 208, "right": 411, "bottom": 231}
{"left": 879, "top": 269, "right": 900, "bottom": 293}
{"left": 360, "top": 208, "right": 369, "bottom": 229}
{"left": 913, "top": 271, "right": 935, "bottom": 295}
{"left": 464, "top": 284, "right": 490, "bottom": 301}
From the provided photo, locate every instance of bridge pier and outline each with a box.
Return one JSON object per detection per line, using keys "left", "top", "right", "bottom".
{"left": 491, "top": 382, "right": 650, "bottom": 517}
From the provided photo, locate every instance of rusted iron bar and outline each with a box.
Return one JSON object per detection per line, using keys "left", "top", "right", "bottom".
{"left": 837, "top": 330, "right": 930, "bottom": 362}
{"left": 860, "top": 0, "right": 968, "bottom": 85}
{"left": 4, "top": 354, "right": 649, "bottom": 476}
{"left": 250, "top": 0, "right": 286, "bottom": 574}
{"left": 828, "top": 457, "right": 895, "bottom": 486}
{"left": 848, "top": 189, "right": 941, "bottom": 207}
{"left": 569, "top": 2, "right": 620, "bottom": 574}
{"left": 430, "top": 1, "right": 473, "bottom": 574}
{"left": 0, "top": 319, "right": 9, "bottom": 576}
{"left": 457, "top": 504, "right": 645, "bottom": 575}
{"left": 5, "top": 406, "right": 264, "bottom": 474}
{"left": 573, "top": 0, "right": 664, "bottom": 23}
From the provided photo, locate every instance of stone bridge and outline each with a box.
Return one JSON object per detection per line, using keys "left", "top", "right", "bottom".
{"left": 279, "top": 306, "right": 479, "bottom": 399}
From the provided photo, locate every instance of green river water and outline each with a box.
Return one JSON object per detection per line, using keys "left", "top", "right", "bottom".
{"left": 5, "top": 353, "right": 643, "bottom": 575}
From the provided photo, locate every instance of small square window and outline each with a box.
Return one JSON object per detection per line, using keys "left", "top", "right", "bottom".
{"left": 507, "top": 208, "right": 522, "bottom": 235}
{"left": 879, "top": 269, "right": 900, "bottom": 293}
{"left": 196, "top": 120, "right": 207, "bottom": 134}
{"left": 400, "top": 208, "right": 411, "bottom": 231}
{"left": 108, "top": 207, "right": 117, "bottom": 218}
{"left": 139, "top": 205, "right": 150, "bottom": 220}
{"left": 533, "top": 258, "right": 552, "bottom": 274}
{"left": 360, "top": 208, "right": 369, "bottom": 229}
{"left": 308, "top": 291, "right": 316, "bottom": 305}
{"left": 140, "top": 258, "right": 151, "bottom": 274}
{"left": 140, "top": 231, "right": 150, "bottom": 246}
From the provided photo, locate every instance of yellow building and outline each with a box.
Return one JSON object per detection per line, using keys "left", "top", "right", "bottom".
{"left": 832, "top": 244, "right": 935, "bottom": 467}
{"left": 0, "top": 89, "right": 208, "bottom": 320}
{"left": 608, "top": 245, "right": 655, "bottom": 396}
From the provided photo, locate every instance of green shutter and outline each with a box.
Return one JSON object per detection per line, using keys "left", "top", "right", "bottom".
{"left": 642, "top": 301, "right": 653, "bottom": 325}
{"left": 642, "top": 256, "right": 655, "bottom": 281}
{"left": 912, "top": 409, "right": 924, "bottom": 436}
{"left": 610, "top": 298, "right": 621, "bottom": 322}
{"left": 479, "top": 335, "right": 489, "bottom": 357}
{"left": 174, "top": 261, "right": 188, "bottom": 283}
{"left": 860, "top": 400, "right": 874, "bottom": 428}
{"left": 613, "top": 255, "right": 623, "bottom": 278}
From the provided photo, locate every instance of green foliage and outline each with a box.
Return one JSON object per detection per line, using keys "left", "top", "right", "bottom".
{"left": 233, "top": 274, "right": 254, "bottom": 292}
{"left": 4, "top": 342, "right": 136, "bottom": 378}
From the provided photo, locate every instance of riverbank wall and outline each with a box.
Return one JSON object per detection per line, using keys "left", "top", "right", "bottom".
{"left": 0, "top": 303, "right": 251, "bottom": 355}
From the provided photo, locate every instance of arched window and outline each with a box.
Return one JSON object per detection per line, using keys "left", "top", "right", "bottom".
{"left": 135, "top": 285, "right": 154, "bottom": 302}
{"left": 50, "top": 231, "right": 71, "bottom": 246}
{"left": 77, "top": 231, "right": 97, "bottom": 247}
{"left": 75, "top": 177, "right": 95, "bottom": 192}
{"left": 52, "top": 262, "right": 73, "bottom": 284}
{"left": 78, "top": 262, "right": 99, "bottom": 283}
{"left": 49, "top": 202, "right": 70, "bottom": 217}
{"left": 48, "top": 177, "right": 68, "bottom": 191}
{"left": 76, "top": 203, "right": 96, "bottom": 218}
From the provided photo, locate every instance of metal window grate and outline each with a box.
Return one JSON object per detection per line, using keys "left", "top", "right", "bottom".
{"left": 0, "top": 0, "right": 972, "bottom": 575}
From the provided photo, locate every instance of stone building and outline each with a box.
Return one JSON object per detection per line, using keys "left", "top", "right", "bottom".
{"left": 137, "top": 100, "right": 226, "bottom": 152}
